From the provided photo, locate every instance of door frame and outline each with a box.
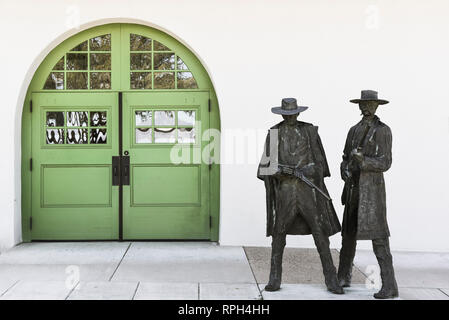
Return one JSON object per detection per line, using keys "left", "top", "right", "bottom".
{"left": 21, "top": 22, "right": 220, "bottom": 242}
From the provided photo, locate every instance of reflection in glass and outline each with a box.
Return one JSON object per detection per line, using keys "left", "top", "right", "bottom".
{"left": 154, "top": 128, "right": 176, "bottom": 143}
{"left": 178, "top": 127, "right": 195, "bottom": 144}
{"left": 136, "top": 128, "right": 152, "bottom": 143}
{"left": 66, "top": 111, "right": 88, "bottom": 127}
{"left": 90, "top": 72, "right": 111, "bottom": 89}
{"left": 154, "top": 40, "right": 170, "bottom": 51}
{"left": 66, "top": 53, "right": 87, "bottom": 70}
{"left": 177, "top": 72, "right": 198, "bottom": 89}
{"left": 46, "top": 129, "right": 64, "bottom": 144}
{"left": 155, "top": 110, "right": 175, "bottom": 125}
{"left": 43, "top": 72, "right": 64, "bottom": 90}
{"left": 130, "top": 53, "right": 152, "bottom": 70}
{"left": 90, "top": 111, "right": 107, "bottom": 127}
{"left": 70, "top": 41, "right": 88, "bottom": 51}
{"left": 130, "top": 34, "right": 152, "bottom": 51}
{"left": 154, "top": 53, "right": 175, "bottom": 70}
{"left": 90, "top": 53, "right": 111, "bottom": 70}
{"left": 154, "top": 72, "right": 175, "bottom": 89}
{"left": 67, "top": 72, "right": 88, "bottom": 89}
{"left": 53, "top": 57, "right": 64, "bottom": 70}
{"left": 90, "top": 129, "right": 107, "bottom": 144}
{"left": 178, "top": 111, "right": 195, "bottom": 126}
{"left": 177, "top": 57, "right": 188, "bottom": 70}
{"left": 130, "top": 72, "right": 152, "bottom": 89}
{"left": 46, "top": 112, "right": 64, "bottom": 127}
{"left": 135, "top": 111, "right": 152, "bottom": 126}
{"left": 90, "top": 34, "right": 111, "bottom": 51}
{"left": 67, "top": 129, "right": 88, "bottom": 144}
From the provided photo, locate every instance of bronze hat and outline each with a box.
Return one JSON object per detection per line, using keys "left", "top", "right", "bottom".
{"left": 350, "top": 90, "right": 389, "bottom": 105}
{"left": 271, "top": 98, "right": 308, "bottom": 115}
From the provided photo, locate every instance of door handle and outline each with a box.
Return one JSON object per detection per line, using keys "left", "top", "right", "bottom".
{"left": 112, "top": 156, "right": 120, "bottom": 186}
{"left": 121, "top": 155, "right": 130, "bottom": 186}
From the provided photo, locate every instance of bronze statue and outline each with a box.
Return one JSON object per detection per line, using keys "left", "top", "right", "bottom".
{"left": 338, "top": 90, "right": 399, "bottom": 299}
{"left": 257, "top": 98, "right": 343, "bottom": 294}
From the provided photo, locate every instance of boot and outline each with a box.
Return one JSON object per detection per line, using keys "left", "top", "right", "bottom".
{"left": 337, "top": 235, "right": 357, "bottom": 288}
{"left": 373, "top": 239, "right": 399, "bottom": 299}
{"left": 314, "top": 233, "right": 344, "bottom": 294}
{"left": 265, "top": 236, "right": 285, "bottom": 292}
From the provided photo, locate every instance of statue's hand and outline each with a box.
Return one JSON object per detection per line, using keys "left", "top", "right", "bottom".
{"left": 351, "top": 149, "right": 364, "bottom": 163}
{"left": 279, "top": 166, "right": 294, "bottom": 176}
{"left": 300, "top": 165, "right": 315, "bottom": 178}
{"left": 341, "top": 166, "right": 351, "bottom": 181}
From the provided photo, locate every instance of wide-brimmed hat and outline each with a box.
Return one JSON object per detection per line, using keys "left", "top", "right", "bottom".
{"left": 271, "top": 98, "right": 308, "bottom": 115}
{"left": 350, "top": 90, "right": 389, "bottom": 105}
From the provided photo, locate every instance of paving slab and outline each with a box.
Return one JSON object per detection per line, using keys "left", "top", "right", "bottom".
{"left": 200, "top": 283, "right": 262, "bottom": 300}
{"left": 0, "top": 279, "right": 18, "bottom": 296}
{"left": 67, "top": 281, "right": 138, "bottom": 300}
{"left": 112, "top": 242, "right": 255, "bottom": 283}
{"left": 398, "top": 287, "right": 449, "bottom": 300}
{"left": 0, "top": 242, "right": 129, "bottom": 282}
{"left": 353, "top": 250, "right": 449, "bottom": 288}
{"left": 134, "top": 282, "right": 198, "bottom": 300}
{"left": 259, "top": 284, "right": 382, "bottom": 300}
{"left": 440, "top": 288, "right": 449, "bottom": 297}
{"left": 244, "top": 247, "right": 367, "bottom": 284}
{"left": 0, "top": 281, "right": 73, "bottom": 300}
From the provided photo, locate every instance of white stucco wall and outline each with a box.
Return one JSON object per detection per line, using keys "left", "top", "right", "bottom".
{"left": 1, "top": 0, "right": 448, "bottom": 252}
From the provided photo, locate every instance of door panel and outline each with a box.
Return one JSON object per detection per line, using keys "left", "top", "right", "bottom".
{"left": 31, "top": 92, "right": 118, "bottom": 240}
{"left": 122, "top": 92, "right": 210, "bottom": 239}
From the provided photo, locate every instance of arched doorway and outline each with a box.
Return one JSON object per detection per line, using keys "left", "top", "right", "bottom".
{"left": 21, "top": 23, "right": 220, "bottom": 241}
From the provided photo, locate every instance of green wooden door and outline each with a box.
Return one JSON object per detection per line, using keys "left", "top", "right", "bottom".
{"left": 122, "top": 92, "right": 210, "bottom": 239}
{"left": 31, "top": 92, "right": 119, "bottom": 240}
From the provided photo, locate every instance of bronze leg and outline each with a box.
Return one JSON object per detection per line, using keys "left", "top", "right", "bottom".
{"left": 372, "top": 238, "right": 399, "bottom": 299}
{"left": 265, "top": 234, "right": 286, "bottom": 292}
{"left": 338, "top": 234, "right": 357, "bottom": 287}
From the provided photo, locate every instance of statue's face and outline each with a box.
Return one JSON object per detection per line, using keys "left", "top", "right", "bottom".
{"left": 282, "top": 113, "right": 299, "bottom": 124}
{"left": 359, "top": 101, "right": 379, "bottom": 117}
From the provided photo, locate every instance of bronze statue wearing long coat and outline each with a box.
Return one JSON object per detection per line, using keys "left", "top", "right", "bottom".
{"left": 258, "top": 122, "right": 341, "bottom": 237}
{"left": 341, "top": 116, "right": 392, "bottom": 240}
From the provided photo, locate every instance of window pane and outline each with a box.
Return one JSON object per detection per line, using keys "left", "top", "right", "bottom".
{"left": 90, "top": 111, "right": 107, "bottom": 127}
{"left": 43, "top": 72, "right": 64, "bottom": 90}
{"left": 154, "top": 40, "right": 170, "bottom": 51}
{"left": 90, "top": 53, "right": 111, "bottom": 70}
{"left": 70, "top": 41, "right": 88, "bottom": 51}
{"left": 67, "top": 111, "right": 88, "bottom": 127}
{"left": 177, "top": 72, "right": 198, "bottom": 89}
{"left": 90, "top": 129, "right": 107, "bottom": 144}
{"left": 90, "top": 72, "right": 111, "bottom": 89}
{"left": 90, "top": 34, "right": 111, "bottom": 51}
{"left": 46, "top": 112, "right": 64, "bottom": 127}
{"left": 130, "top": 72, "right": 152, "bottom": 89}
{"left": 67, "top": 128, "right": 88, "bottom": 144}
{"left": 178, "top": 110, "right": 195, "bottom": 126}
{"left": 67, "top": 72, "right": 88, "bottom": 89}
{"left": 135, "top": 111, "right": 152, "bottom": 126}
{"left": 130, "top": 53, "right": 152, "bottom": 70}
{"left": 136, "top": 128, "right": 152, "bottom": 143}
{"left": 46, "top": 129, "right": 64, "bottom": 144}
{"left": 154, "top": 128, "right": 176, "bottom": 143}
{"left": 53, "top": 57, "right": 65, "bottom": 70}
{"left": 66, "top": 53, "right": 87, "bottom": 70}
{"left": 154, "top": 53, "right": 175, "bottom": 70}
{"left": 154, "top": 110, "right": 175, "bottom": 125}
{"left": 177, "top": 57, "right": 188, "bottom": 70}
{"left": 130, "top": 34, "right": 152, "bottom": 51}
{"left": 178, "top": 127, "right": 195, "bottom": 144}
{"left": 154, "top": 72, "right": 174, "bottom": 89}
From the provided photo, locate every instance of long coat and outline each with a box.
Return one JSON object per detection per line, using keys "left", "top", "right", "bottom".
{"left": 341, "top": 116, "right": 392, "bottom": 240}
{"left": 257, "top": 121, "right": 341, "bottom": 237}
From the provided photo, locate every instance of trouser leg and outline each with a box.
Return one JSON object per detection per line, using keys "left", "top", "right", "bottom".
{"left": 265, "top": 234, "right": 286, "bottom": 291}
{"left": 337, "top": 235, "right": 357, "bottom": 286}
{"left": 312, "top": 232, "right": 343, "bottom": 294}
{"left": 372, "top": 238, "right": 399, "bottom": 299}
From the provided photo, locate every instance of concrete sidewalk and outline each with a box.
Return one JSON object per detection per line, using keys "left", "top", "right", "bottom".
{"left": 0, "top": 242, "right": 447, "bottom": 300}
